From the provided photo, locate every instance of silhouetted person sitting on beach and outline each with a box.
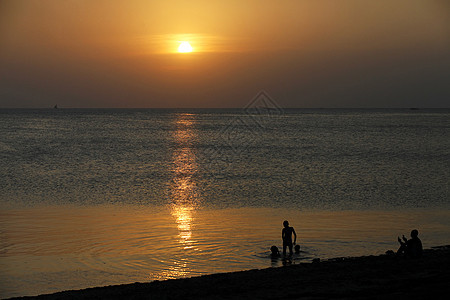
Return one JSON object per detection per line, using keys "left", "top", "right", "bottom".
{"left": 294, "top": 244, "right": 301, "bottom": 254}
{"left": 270, "top": 245, "right": 280, "bottom": 258}
{"left": 282, "top": 220, "right": 297, "bottom": 256}
{"left": 397, "top": 229, "right": 423, "bottom": 257}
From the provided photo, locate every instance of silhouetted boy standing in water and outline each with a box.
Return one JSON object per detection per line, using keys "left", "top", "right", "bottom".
{"left": 282, "top": 220, "right": 297, "bottom": 256}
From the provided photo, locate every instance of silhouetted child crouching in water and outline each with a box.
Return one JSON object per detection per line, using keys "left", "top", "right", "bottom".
{"left": 270, "top": 245, "right": 280, "bottom": 258}
{"left": 397, "top": 229, "right": 423, "bottom": 257}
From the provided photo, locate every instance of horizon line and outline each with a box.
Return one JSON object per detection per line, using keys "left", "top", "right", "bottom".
{"left": 1, "top": 107, "right": 449, "bottom": 110}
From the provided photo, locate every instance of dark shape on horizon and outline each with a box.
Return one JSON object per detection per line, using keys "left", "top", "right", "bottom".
{"left": 397, "top": 229, "right": 423, "bottom": 257}
{"left": 282, "top": 220, "right": 297, "bottom": 256}
{"left": 54, "top": 104, "right": 58, "bottom": 109}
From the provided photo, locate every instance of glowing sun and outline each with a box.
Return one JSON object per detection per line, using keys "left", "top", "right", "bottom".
{"left": 178, "top": 41, "right": 193, "bottom": 53}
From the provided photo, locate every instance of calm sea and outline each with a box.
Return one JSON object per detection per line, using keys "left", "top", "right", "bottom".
{"left": 1, "top": 108, "right": 449, "bottom": 297}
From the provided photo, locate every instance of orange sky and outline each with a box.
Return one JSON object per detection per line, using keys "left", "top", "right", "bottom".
{"left": 1, "top": 0, "right": 449, "bottom": 108}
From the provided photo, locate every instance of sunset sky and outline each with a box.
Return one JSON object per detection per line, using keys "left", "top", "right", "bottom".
{"left": 1, "top": 0, "right": 449, "bottom": 108}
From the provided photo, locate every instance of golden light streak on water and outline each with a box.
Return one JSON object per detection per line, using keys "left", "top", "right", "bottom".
{"left": 171, "top": 205, "right": 195, "bottom": 249}
{"left": 170, "top": 113, "right": 200, "bottom": 253}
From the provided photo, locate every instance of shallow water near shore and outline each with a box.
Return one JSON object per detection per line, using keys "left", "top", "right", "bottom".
{"left": 1, "top": 205, "right": 450, "bottom": 298}
{"left": 1, "top": 108, "right": 449, "bottom": 298}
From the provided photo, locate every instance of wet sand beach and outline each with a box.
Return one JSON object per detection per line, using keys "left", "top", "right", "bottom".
{"left": 12, "top": 246, "right": 450, "bottom": 300}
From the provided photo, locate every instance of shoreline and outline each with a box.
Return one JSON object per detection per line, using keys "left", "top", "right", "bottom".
{"left": 11, "top": 245, "right": 450, "bottom": 299}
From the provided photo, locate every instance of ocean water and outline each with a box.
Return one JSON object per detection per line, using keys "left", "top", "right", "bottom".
{"left": 1, "top": 108, "right": 449, "bottom": 298}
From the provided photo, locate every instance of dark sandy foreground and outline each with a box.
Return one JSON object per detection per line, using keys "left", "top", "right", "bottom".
{"left": 13, "top": 246, "right": 450, "bottom": 300}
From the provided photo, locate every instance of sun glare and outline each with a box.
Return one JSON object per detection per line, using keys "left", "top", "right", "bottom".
{"left": 178, "top": 41, "right": 193, "bottom": 53}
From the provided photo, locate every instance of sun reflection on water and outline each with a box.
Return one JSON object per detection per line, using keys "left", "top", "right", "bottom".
{"left": 170, "top": 113, "right": 200, "bottom": 253}
{"left": 153, "top": 258, "right": 191, "bottom": 280}
{"left": 172, "top": 205, "right": 195, "bottom": 249}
